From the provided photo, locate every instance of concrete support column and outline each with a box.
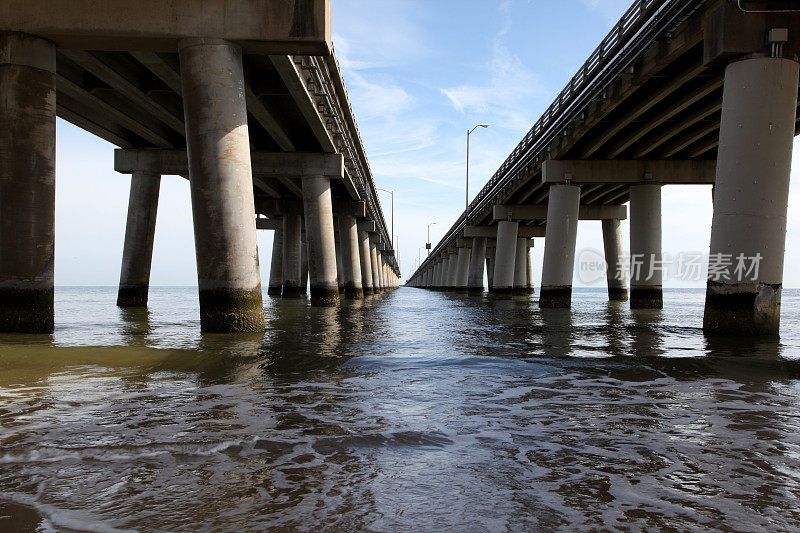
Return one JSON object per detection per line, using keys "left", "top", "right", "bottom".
{"left": 337, "top": 214, "right": 364, "bottom": 299}
{"left": 446, "top": 254, "right": 458, "bottom": 289}
{"left": 300, "top": 235, "right": 309, "bottom": 295}
{"left": 179, "top": 38, "right": 263, "bottom": 332}
{"left": 602, "top": 219, "right": 628, "bottom": 301}
{"left": 513, "top": 238, "right": 528, "bottom": 293}
{"left": 492, "top": 221, "right": 519, "bottom": 294}
{"left": 302, "top": 175, "right": 339, "bottom": 306}
{"left": 468, "top": 237, "right": 487, "bottom": 293}
{"left": 358, "top": 229, "right": 374, "bottom": 295}
{"left": 433, "top": 262, "right": 441, "bottom": 289}
{"left": 267, "top": 224, "right": 283, "bottom": 296}
{"left": 0, "top": 33, "right": 56, "bottom": 333}
{"left": 370, "top": 241, "right": 381, "bottom": 292}
{"left": 540, "top": 184, "right": 580, "bottom": 308}
{"left": 117, "top": 171, "right": 161, "bottom": 307}
{"left": 704, "top": 57, "right": 799, "bottom": 335}
{"left": 486, "top": 255, "right": 495, "bottom": 291}
{"left": 455, "top": 247, "right": 471, "bottom": 290}
{"left": 334, "top": 233, "right": 344, "bottom": 293}
{"left": 282, "top": 214, "right": 303, "bottom": 297}
{"left": 629, "top": 184, "right": 662, "bottom": 309}
{"left": 525, "top": 240, "right": 535, "bottom": 294}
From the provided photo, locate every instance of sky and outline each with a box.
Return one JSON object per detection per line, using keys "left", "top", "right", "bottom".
{"left": 54, "top": 0, "right": 800, "bottom": 288}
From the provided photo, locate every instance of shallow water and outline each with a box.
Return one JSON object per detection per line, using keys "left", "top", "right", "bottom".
{"left": 2, "top": 287, "right": 800, "bottom": 531}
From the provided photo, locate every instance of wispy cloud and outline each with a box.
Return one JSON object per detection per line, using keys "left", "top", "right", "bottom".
{"left": 581, "top": 0, "right": 635, "bottom": 24}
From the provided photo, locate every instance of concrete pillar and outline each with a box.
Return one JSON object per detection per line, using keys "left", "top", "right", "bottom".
{"left": 0, "top": 33, "right": 56, "bottom": 333}
{"left": 179, "top": 38, "right": 263, "bottom": 332}
{"left": 337, "top": 214, "right": 364, "bottom": 299}
{"left": 267, "top": 224, "right": 283, "bottom": 296}
{"left": 455, "top": 247, "right": 471, "bottom": 290}
{"left": 358, "top": 229, "right": 374, "bottom": 296}
{"left": 492, "top": 221, "right": 519, "bottom": 294}
{"left": 117, "top": 171, "right": 161, "bottom": 307}
{"left": 282, "top": 214, "right": 303, "bottom": 297}
{"left": 446, "top": 254, "right": 458, "bottom": 289}
{"left": 370, "top": 241, "right": 381, "bottom": 292}
{"left": 334, "top": 233, "right": 344, "bottom": 293}
{"left": 468, "top": 237, "right": 487, "bottom": 293}
{"left": 302, "top": 176, "right": 339, "bottom": 306}
{"left": 513, "top": 237, "right": 528, "bottom": 293}
{"left": 602, "top": 219, "right": 628, "bottom": 301}
{"left": 300, "top": 237, "right": 309, "bottom": 295}
{"left": 704, "top": 57, "right": 799, "bottom": 335}
{"left": 525, "top": 240, "right": 536, "bottom": 294}
{"left": 540, "top": 184, "right": 580, "bottom": 308}
{"left": 432, "top": 262, "right": 441, "bottom": 289}
{"left": 486, "top": 255, "right": 495, "bottom": 291}
{"left": 629, "top": 184, "right": 662, "bottom": 309}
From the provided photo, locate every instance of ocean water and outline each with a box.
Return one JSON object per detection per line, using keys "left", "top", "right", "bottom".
{"left": 1, "top": 287, "right": 800, "bottom": 531}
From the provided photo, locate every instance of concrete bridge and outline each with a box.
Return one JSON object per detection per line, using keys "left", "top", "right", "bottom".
{"left": 407, "top": 0, "right": 800, "bottom": 336}
{"left": 0, "top": 0, "right": 398, "bottom": 334}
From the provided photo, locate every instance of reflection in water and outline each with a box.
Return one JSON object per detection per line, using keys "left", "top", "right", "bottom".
{"left": 1, "top": 287, "right": 800, "bottom": 530}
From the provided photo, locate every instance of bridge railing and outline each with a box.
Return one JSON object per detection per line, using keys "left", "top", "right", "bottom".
{"left": 411, "top": 0, "right": 681, "bottom": 279}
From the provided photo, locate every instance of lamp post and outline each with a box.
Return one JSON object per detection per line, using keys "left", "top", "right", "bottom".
{"left": 427, "top": 222, "right": 437, "bottom": 256}
{"left": 466, "top": 124, "right": 489, "bottom": 211}
{"left": 377, "top": 188, "right": 394, "bottom": 250}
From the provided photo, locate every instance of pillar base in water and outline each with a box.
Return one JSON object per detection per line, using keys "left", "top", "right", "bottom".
{"left": 198, "top": 288, "right": 265, "bottom": 333}
{"left": 630, "top": 287, "right": 662, "bottom": 309}
{"left": 267, "top": 286, "right": 282, "bottom": 296}
{"left": 117, "top": 286, "right": 148, "bottom": 307}
{"left": 0, "top": 288, "right": 54, "bottom": 333}
{"left": 703, "top": 282, "right": 780, "bottom": 336}
{"left": 608, "top": 288, "right": 629, "bottom": 302}
{"left": 489, "top": 287, "right": 514, "bottom": 296}
{"left": 310, "top": 286, "right": 340, "bottom": 307}
{"left": 539, "top": 287, "right": 571, "bottom": 308}
{"left": 467, "top": 287, "right": 485, "bottom": 294}
{"left": 344, "top": 286, "right": 364, "bottom": 299}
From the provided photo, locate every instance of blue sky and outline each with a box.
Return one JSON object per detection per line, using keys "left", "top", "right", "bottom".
{"left": 54, "top": 0, "right": 800, "bottom": 288}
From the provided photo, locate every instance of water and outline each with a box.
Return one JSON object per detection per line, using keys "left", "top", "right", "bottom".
{"left": 2, "top": 287, "right": 800, "bottom": 531}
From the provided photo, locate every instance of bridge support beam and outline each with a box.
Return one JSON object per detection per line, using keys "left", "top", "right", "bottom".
{"left": 282, "top": 213, "right": 303, "bottom": 297}
{"left": 179, "top": 38, "right": 263, "bottom": 332}
{"left": 540, "top": 184, "right": 580, "bottom": 308}
{"left": 629, "top": 184, "right": 662, "bottom": 309}
{"left": 337, "top": 213, "right": 364, "bottom": 299}
{"left": 302, "top": 176, "right": 339, "bottom": 306}
{"left": 0, "top": 33, "right": 56, "bottom": 333}
{"left": 267, "top": 223, "right": 283, "bottom": 296}
{"left": 117, "top": 171, "right": 160, "bottom": 307}
{"left": 358, "top": 227, "right": 374, "bottom": 296}
{"left": 492, "top": 221, "right": 519, "bottom": 295}
{"left": 455, "top": 247, "right": 471, "bottom": 291}
{"left": 514, "top": 238, "right": 530, "bottom": 294}
{"left": 468, "top": 237, "right": 487, "bottom": 293}
{"left": 602, "top": 219, "right": 628, "bottom": 301}
{"left": 704, "top": 57, "right": 799, "bottom": 335}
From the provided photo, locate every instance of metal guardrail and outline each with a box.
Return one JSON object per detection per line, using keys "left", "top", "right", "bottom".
{"left": 295, "top": 54, "right": 398, "bottom": 273}
{"left": 410, "top": 0, "right": 700, "bottom": 280}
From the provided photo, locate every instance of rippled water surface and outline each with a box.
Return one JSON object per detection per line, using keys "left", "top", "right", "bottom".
{"left": 2, "top": 287, "right": 800, "bottom": 531}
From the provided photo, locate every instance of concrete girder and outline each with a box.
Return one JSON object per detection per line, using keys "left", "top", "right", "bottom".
{"left": 255, "top": 218, "right": 282, "bottom": 231}
{"left": 492, "top": 204, "right": 627, "bottom": 222}
{"left": 463, "top": 225, "right": 546, "bottom": 238}
{"left": 542, "top": 160, "right": 716, "bottom": 185}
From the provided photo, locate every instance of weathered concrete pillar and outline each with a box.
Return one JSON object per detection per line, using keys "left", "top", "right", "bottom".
{"left": 540, "top": 184, "right": 580, "bottom": 308}
{"left": 302, "top": 176, "right": 339, "bottom": 306}
{"left": 334, "top": 232, "right": 344, "bottom": 293}
{"left": 492, "top": 221, "right": 519, "bottom": 294}
{"left": 117, "top": 171, "right": 161, "bottom": 307}
{"left": 602, "top": 219, "right": 628, "bottom": 301}
{"left": 267, "top": 223, "right": 283, "bottom": 296}
{"left": 300, "top": 236, "right": 309, "bottom": 295}
{"left": 179, "top": 38, "right": 263, "bottom": 332}
{"left": 282, "top": 214, "right": 303, "bottom": 297}
{"left": 370, "top": 241, "right": 381, "bottom": 292}
{"left": 629, "top": 184, "right": 662, "bottom": 309}
{"left": 0, "top": 33, "right": 56, "bottom": 333}
{"left": 525, "top": 240, "right": 536, "bottom": 294}
{"left": 358, "top": 228, "right": 374, "bottom": 296}
{"left": 468, "top": 237, "right": 487, "bottom": 293}
{"left": 337, "top": 213, "right": 364, "bottom": 299}
{"left": 446, "top": 254, "right": 458, "bottom": 289}
{"left": 513, "top": 237, "right": 528, "bottom": 293}
{"left": 704, "top": 57, "right": 799, "bottom": 335}
{"left": 486, "top": 254, "right": 495, "bottom": 291}
{"left": 432, "top": 262, "right": 441, "bottom": 289}
{"left": 455, "top": 247, "right": 471, "bottom": 291}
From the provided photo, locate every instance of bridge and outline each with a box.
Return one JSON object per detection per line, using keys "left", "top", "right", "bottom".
{"left": 406, "top": 0, "right": 800, "bottom": 336}
{"left": 0, "top": 0, "right": 399, "bottom": 334}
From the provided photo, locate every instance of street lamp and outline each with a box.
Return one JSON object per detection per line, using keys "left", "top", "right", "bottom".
{"left": 427, "top": 222, "right": 437, "bottom": 256}
{"left": 466, "top": 124, "right": 489, "bottom": 211}
{"left": 377, "top": 188, "right": 394, "bottom": 250}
